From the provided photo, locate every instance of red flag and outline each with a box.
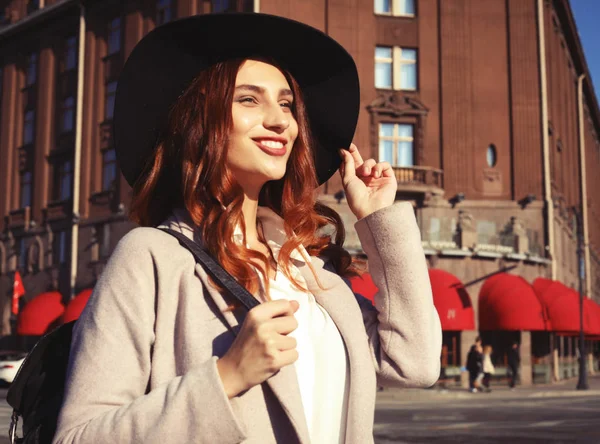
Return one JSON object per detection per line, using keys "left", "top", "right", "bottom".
{"left": 12, "top": 271, "right": 25, "bottom": 315}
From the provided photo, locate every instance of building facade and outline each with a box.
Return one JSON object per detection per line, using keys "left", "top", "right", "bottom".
{"left": 1, "top": 0, "right": 599, "bottom": 384}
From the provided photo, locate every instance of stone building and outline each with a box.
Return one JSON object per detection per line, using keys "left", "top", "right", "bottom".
{"left": 1, "top": 0, "right": 599, "bottom": 384}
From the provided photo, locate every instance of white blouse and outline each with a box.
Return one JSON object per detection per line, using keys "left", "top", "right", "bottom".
{"left": 235, "top": 207, "right": 350, "bottom": 443}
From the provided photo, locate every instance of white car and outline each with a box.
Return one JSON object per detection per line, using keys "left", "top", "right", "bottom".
{"left": 0, "top": 351, "right": 27, "bottom": 385}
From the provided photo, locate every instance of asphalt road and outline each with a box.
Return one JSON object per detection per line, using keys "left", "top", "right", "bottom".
{"left": 375, "top": 388, "right": 600, "bottom": 444}
{"left": 0, "top": 385, "right": 599, "bottom": 443}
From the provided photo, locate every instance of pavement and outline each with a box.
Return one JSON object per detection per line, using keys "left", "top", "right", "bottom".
{"left": 376, "top": 374, "right": 600, "bottom": 403}
{"left": 374, "top": 375, "right": 600, "bottom": 443}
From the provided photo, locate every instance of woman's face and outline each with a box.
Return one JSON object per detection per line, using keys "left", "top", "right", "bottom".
{"left": 227, "top": 60, "right": 299, "bottom": 196}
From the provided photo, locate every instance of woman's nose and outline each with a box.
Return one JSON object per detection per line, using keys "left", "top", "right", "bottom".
{"left": 263, "top": 103, "right": 290, "bottom": 133}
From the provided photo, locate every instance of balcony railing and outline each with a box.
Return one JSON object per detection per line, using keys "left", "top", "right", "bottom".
{"left": 392, "top": 166, "right": 444, "bottom": 193}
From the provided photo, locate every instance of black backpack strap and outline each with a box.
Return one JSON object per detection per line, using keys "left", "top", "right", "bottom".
{"left": 159, "top": 228, "right": 261, "bottom": 311}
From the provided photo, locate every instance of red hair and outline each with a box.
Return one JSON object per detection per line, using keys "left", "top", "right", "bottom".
{"left": 129, "top": 59, "right": 359, "bottom": 296}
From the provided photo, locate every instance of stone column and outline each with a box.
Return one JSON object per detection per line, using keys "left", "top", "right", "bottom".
{"left": 520, "top": 331, "right": 532, "bottom": 386}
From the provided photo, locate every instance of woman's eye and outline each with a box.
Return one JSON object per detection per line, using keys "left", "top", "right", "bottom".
{"left": 280, "top": 101, "right": 293, "bottom": 109}
{"left": 238, "top": 97, "right": 258, "bottom": 104}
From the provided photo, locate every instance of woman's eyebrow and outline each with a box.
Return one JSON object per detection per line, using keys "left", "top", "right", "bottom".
{"left": 235, "top": 84, "right": 293, "bottom": 98}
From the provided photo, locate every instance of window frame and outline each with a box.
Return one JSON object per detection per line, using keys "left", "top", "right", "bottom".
{"left": 101, "top": 147, "right": 118, "bottom": 191}
{"left": 374, "top": 0, "right": 416, "bottom": 17}
{"left": 20, "top": 171, "right": 33, "bottom": 209}
{"left": 375, "top": 45, "right": 418, "bottom": 91}
{"left": 378, "top": 122, "right": 415, "bottom": 167}
{"left": 107, "top": 16, "right": 122, "bottom": 56}
{"left": 52, "top": 155, "right": 73, "bottom": 202}
{"left": 156, "top": 0, "right": 174, "bottom": 26}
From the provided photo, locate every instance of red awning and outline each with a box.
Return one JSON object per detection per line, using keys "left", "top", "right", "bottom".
{"left": 428, "top": 269, "right": 475, "bottom": 331}
{"left": 478, "top": 273, "right": 550, "bottom": 331}
{"left": 62, "top": 288, "right": 94, "bottom": 324}
{"left": 532, "top": 278, "right": 597, "bottom": 335}
{"left": 17, "top": 291, "right": 65, "bottom": 336}
{"left": 348, "top": 274, "right": 378, "bottom": 302}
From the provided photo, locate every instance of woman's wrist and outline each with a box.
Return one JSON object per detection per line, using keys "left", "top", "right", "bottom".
{"left": 217, "top": 356, "right": 244, "bottom": 399}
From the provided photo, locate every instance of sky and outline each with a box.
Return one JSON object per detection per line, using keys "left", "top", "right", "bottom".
{"left": 570, "top": 0, "right": 600, "bottom": 101}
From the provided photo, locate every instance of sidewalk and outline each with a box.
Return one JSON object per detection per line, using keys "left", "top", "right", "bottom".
{"left": 377, "top": 375, "right": 600, "bottom": 403}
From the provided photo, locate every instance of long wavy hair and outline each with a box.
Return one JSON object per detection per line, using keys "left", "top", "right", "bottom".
{"left": 129, "top": 58, "right": 359, "bottom": 296}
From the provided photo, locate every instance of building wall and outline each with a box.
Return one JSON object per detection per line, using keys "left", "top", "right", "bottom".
{"left": 1, "top": 0, "right": 599, "bottom": 335}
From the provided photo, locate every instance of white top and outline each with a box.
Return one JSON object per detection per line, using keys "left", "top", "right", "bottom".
{"left": 483, "top": 353, "right": 495, "bottom": 374}
{"left": 234, "top": 207, "right": 350, "bottom": 444}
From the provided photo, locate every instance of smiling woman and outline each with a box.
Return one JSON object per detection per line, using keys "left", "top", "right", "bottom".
{"left": 53, "top": 13, "right": 442, "bottom": 444}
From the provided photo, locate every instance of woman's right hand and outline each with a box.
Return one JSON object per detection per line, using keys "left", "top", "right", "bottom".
{"left": 217, "top": 299, "right": 300, "bottom": 398}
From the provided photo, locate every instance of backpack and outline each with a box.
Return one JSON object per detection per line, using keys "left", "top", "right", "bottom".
{"left": 6, "top": 228, "right": 260, "bottom": 444}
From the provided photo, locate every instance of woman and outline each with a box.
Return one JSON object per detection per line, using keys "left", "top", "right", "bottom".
{"left": 53, "top": 13, "right": 442, "bottom": 444}
{"left": 482, "top": 345, "right": 495, "bottom": 392}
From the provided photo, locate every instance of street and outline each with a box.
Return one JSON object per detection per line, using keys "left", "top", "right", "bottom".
{"left": 0, "top": 381, "right": 599, "bottom": 443}
{"left": 375, "top": 378, "right": 600, "bottom": 444}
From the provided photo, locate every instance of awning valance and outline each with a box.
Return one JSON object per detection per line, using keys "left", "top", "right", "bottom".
{"left": 532, "top": 278, "right": 599, "bottom": 335}
{"left": 17, "top": 291, "right": 65, "bottom": 336}
{"left": 62, "top": 288, "right": 93, "bottom": 324}
{"left": 428, "top": 269, "right": 475, "bottom": 331}
{"left": 479, "top": 273, "right": 550, "bottom": 331}
{"left": 348, "top": 274, "right": 378, "bottom": 302}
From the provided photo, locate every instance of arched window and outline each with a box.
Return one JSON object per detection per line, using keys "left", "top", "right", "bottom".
{"left": 486, "top": 144, "right": 497, "bottom": 167}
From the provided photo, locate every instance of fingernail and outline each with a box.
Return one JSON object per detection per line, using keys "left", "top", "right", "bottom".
{"left": 338, "top": 149, "right": 345, "bottom": 157}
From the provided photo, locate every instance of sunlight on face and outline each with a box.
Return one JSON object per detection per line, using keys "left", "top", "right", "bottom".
{"left": 227, "top": 60, "right": 299, "bottom": 197}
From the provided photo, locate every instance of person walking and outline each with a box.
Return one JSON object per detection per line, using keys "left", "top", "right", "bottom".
{"left": 507, "top": 342, "right": 521, "bottom": 389}
{"left": 52, "top": 13, "right": 442, "bottom": 444}
{"left": 466, "top": 337, "right": 483, "bottom": 393}
{"left": 482, "top": 345, "right": 495, "bottom": 392}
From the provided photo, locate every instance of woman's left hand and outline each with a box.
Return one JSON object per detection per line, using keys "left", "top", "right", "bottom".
{"left": 338, "top": 144, "right": 398, "bottom": 220}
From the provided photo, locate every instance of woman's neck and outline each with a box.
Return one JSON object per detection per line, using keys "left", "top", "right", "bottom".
{"left": 241, "top": 194, "right": 260, "bottom": 244}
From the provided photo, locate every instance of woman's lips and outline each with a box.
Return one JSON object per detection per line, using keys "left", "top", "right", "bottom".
{"left": 253, "top": 139, "right": 288, "bottom": 156}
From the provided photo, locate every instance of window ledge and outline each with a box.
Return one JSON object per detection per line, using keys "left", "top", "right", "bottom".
{"left": 89, "top": 189, "right": 115, "bottom": 207}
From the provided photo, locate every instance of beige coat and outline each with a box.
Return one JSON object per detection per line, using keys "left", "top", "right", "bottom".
{"left": 53, "top": 203, "right": 442, "bottom": 444}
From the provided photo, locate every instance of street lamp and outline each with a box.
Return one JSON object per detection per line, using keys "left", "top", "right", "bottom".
{"left": 573, "top": 206, "right": 588, "bottom": 390}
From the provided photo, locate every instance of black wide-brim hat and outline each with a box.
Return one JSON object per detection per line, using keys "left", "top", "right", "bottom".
{"left": 114, "top": 13, "right": 360, "bottom": 187}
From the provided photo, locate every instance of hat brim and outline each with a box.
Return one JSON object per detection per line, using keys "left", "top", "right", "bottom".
{"left": 114, "top": 13, "right": 360, "bottom": 187}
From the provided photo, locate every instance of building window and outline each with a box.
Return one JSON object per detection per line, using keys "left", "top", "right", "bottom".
{"left": 64, "top": 36, "right": 77, "bottom": 71}
{"left": 375, "top": 46, "right": 417, "bottom": 90}
{"left": 107, "top": 17, "right": 122, "bottom": 56}
{"left": 156, "top": 0, "right": 173, "bottom": 25}
{"left": 18, "top": 239, "right": 27, "bottom": 269}
{"left": 60, "top": 96, "right": 75, "bottom": 133}
{"left": 53, "top": 230, "right": 68, "bottom": 265}
{"left": 23, "top": 110, "right": 35, "bottom": 145}
{"left": 375, "top": 0, "right": 415, "bottom": 16}
{"left": 102, "top": 148, "right": 117, "bottom": 191}
{"left": 26, "top": 0, "right": 40, "bottom": 14}
{"left": 105, "top": 81, "right": 117, "bottom": 121}
{"left": 379, "top": 123, "right": 414, "bottom": 166}
{"left": 26, "top": 53, "right": 37, "bottom": 86}
{"left": 20, "top": 171, "right": 33, "bottom": 208}
{"left": 53, "top": 157, "right": 73, "bottom": 201}
{"left": 211, "top": 0, "right": 253, "bottom": 13}
{"left": 487, "top": 144, "right": 497, "bottom": 167}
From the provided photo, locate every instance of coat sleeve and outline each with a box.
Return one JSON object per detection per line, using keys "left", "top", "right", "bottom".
{"left": 53, "top": 228, "right": 246, "bottom": 444}
{"left": 354, "top": 203, "right": 442, "bottom": 388}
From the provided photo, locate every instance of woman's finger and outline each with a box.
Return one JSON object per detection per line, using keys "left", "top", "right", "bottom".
{"left": 379, "top": 161, "right": 394, "bottom": 177}
{"left": 276, "top": 335, "right": 297, "bottom": 351}
{"left": 357, "top": 159, "right": 377, "bottom": 177}
{"left": 338, "top": 149, "right": 356, "bottom": 181}
{"left": 348, "top": 144, "right": 363, "bottom": 168}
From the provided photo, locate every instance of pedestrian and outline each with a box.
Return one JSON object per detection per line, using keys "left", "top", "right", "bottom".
{"left": 52, "top": 13, "right": 442, "bottom": 444}
{"left": 482, "top": 345, "right": 495, "bottom": 392}
{"left": 466, "top": 336, "right": 483, "bottom": 393}
{"left": 507, "top": 342, "right": 521, "bottom": 389}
